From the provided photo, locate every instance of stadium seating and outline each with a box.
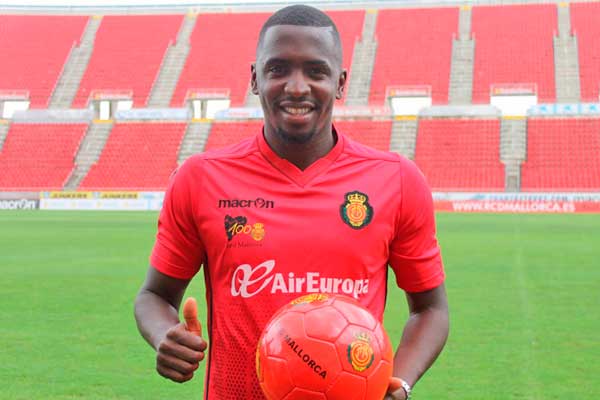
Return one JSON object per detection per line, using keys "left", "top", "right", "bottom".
{"left": 471, "top": 4, "right": 557, "bottom": 103}
{"left": 0, "top": 123, "right": 87, "bottom": 190}
{"left": 0, "top": 15, "right": 88, "bottom": 108}
{"left": 79, "top": 122, "right": 186, "bottom": 190}
{"left": 571, "top": 2, "right": 600, "bottom": 102}
{"left": 334, "top": 120, "right": 391, "bottom": 151}
{"left": 414, "top": 118, "right": 505, "bottom": 191}
{"left": 171, "top": 11, "right": 364, "bottom": 108}
{"left": 74, "top": 15, "right": 183, "bottom": 107}
{"left": 521, "top": 118, "right": 600, "bottom": 191}
{"left": 204, "top": 121, "right": 263, "bottom": 150}
{"left": 369, "top": 8, "right": 458, "bottom": 105}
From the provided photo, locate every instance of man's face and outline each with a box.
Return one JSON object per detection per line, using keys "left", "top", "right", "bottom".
{"left": 251, "top": 25, "right": 346, "bottom": 144}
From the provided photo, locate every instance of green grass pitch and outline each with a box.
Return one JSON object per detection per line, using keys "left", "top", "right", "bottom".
{"left": 0, "top": 211, "right": 598, "bottom": 399}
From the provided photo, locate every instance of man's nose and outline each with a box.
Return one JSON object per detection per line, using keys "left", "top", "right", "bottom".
{"left": 284, "top": 70, "right": 310, "bottom": 97}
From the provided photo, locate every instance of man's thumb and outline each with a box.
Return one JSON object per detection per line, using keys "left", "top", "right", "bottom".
{"left": 183, "top": 297, "right": 202, "bottom": 336}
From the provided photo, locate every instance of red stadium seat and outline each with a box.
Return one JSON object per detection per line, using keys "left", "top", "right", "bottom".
{"left": 0, "top": 123, "right": 87, "bottom": 190}
{"left": 571, "top": 3, "right": 600, "bottom": 102}
{"left": 471, "top": 4, "right": 557, "bottom": 103}
{"left": 79, "top": 122, "right": 187, "bottom": 190}
{"left": 74, "top": 15, "right": 183, "bottom": 108}
{"left": 414, "top": 118, "right": 505, "bottom": 191}
{"left": 0, "top": 15, "right": 88, "bottom": 108}
{"left": 369, "top": 8, "right": 458, "bottom": 105}
{"left": 521, "top": 118, "right": 600, "bottom": 191}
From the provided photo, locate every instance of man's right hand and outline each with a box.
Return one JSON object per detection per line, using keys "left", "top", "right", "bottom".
{"left": 156, "top": 322, "right": 207, "bottom": 382}
{"left": 155, "top": 298, "right": 207, "bottom": 383}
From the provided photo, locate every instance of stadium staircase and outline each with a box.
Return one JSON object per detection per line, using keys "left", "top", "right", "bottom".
{"left": 177, "top": 121, "right": 212, "bottom": 165}
{"left": 63, "top": 120, "right": 113, "bottom": 190}
{"left": 500, "top": 117, "right": 527, "bottom": 191}
{"left": 389, "top": 117, "right": 418, "bottom": 159}
{"left": 345, "top": 9, "right": 378, "bottom": 106}
{"left": 0, "top": 120, "right": 10, "bottom": 150}
{"left": 49, "top": 16, "right": 102, "bottom": 109}
{"left": 147, "top": 13, "right": 197, "bottom": 108}
{"left": 554, "top": 3, "right": 581, "bottom": 103}
{"left": 449, "top": 6, "right": 474, "bottom": 105}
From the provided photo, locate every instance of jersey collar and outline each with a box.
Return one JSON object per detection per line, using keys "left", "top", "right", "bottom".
{"left": 257, "top": 126, "right": 345, "bottom": 188}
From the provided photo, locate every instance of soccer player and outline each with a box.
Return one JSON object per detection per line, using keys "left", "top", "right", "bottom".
{"left": 134, "top": 5, "right": 449, "bottom": 400}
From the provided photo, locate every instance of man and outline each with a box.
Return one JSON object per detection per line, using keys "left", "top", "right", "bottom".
{"left": 135, "top": 5, "right": 448, "bottom": 400}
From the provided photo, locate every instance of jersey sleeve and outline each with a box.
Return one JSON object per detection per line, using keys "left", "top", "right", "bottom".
{"left": 150, "top": 158, "right": 205, "bottom": 280}
{"left": 388, "top": 158, "right": 445, "bottom": 293}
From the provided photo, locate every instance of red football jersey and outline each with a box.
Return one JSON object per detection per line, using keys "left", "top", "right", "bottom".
{"left": 150, "top": 128, "right": 444, "bottom": 399}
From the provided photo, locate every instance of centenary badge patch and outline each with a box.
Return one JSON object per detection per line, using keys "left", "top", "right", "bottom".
{"left": 347, "top": 332, "right": 375, "bottom": 372}
{"left": 340, "top": 191, "right": 373, "bottom": 229}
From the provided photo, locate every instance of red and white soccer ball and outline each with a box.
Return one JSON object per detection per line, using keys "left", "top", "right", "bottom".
{"left": 256, "top": 293, "right": 394, "bottom": 400}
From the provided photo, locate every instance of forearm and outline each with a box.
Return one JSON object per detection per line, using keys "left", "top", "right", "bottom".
{"left": 393, "top": 304, "right": 449, "bottom": 387}
{"left": 134, "top": 289, "right": 181, "bottom": 350}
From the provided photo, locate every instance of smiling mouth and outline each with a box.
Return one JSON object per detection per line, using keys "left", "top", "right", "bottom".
{"left": 282, "top": 106, "right": 313, "bottom": 115}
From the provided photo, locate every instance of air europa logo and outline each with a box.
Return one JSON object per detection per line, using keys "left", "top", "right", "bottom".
{"left": 230, "top": 260, "right": 369, "bottom": 298}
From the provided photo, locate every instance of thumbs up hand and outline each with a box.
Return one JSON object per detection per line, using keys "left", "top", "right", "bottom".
{"left": 155, "top": 297, "right": 207, "bottom": 383}
{"left": 183, "top": 297, "right": 202, "bottom": 336}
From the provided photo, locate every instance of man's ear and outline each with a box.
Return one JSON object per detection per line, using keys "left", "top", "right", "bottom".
{"left": 336, "top": 69, "right": 347, "bottom": 99}
{"left": 251, "top": 63, "right": 259, "bottom": 95}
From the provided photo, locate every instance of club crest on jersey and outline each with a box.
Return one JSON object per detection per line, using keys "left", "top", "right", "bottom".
{"left": 346, "top": 332, "right": 375, "bottom": 372}
{"left": 340, "top": 191, "right": 373, "bottom": 229}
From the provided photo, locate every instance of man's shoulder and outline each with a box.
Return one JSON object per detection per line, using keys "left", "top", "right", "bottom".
{"left": 341, "top": 133, "right": 406, "bottom": 164}
{"left": 183, "top": 136, "right": 259, "bottom": 167}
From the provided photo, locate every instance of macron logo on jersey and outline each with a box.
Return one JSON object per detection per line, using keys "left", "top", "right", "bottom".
{"left": 230, "top": 260, "right": 369, "bottom": 299}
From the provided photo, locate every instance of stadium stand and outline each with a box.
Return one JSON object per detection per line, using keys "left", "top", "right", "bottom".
{"left": 204, "top": 121, "right": 262, "bottom": 151}
{"left": 73, "top": 15, "right": 183, "bottom": 108}
{"left": 171, "top": 13, "right": 271, "bottom": 108}
{"left": 334, "top": 120, "right": 391, "bottom": 151}
{"left": 79, "top": 122, "right": 186, "bottom": 190}
{"left": 414, "top": 118, "right": 505, "bottom": 191}
{"left": 571, "top": 2, "right": 600, "bottom": 102}
{"left": 0, "top": 123, "right": 87, "bottom": 190}
{"left": 171, "top": 11, "right": 364, "bottom": 108}
{"left": 0, "top": 15, "right": 88, "bottom": 108}
{"left": 521, "top": 118, "right": 600, "bottom": 191}
{"left": 471, "top": 4, "right": 557, "bottom": 103}
{"left": 369, "top": 8, "right": 458, "bottom": 105}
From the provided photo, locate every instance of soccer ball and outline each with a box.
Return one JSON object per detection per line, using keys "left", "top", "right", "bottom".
{"left": 256, "top": 293, "right": 394, "bottom": 400}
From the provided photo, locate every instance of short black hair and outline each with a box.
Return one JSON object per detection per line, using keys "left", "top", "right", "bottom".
{"left": 256, "top": 4, "right": 342, "bottom": 63}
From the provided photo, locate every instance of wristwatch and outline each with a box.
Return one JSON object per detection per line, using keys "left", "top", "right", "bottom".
{"left": 389, "top": 377, "right": 412, "bottom": 399}
{"left": 398, "top": 378, "right": 412, "bottom": 399}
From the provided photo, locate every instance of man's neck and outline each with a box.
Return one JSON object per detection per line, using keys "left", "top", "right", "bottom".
{"left": 263, "top": 129, "right": 336, "bottom": 171}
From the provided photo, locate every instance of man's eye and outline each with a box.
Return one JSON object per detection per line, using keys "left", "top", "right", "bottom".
{"left": 309, "top": 68, "right": 327, "bottom": 76}
{"left": 268, "top": 65, "right": 284, "bottom": 74}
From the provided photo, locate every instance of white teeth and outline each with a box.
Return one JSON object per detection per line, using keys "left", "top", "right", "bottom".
{"left": 283, "top": 107, "right": 311, "bottom": 115}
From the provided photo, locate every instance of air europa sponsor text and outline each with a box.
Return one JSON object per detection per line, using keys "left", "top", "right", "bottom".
{"left": 230, "top": 260, "right": 369, "bottom": 298}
